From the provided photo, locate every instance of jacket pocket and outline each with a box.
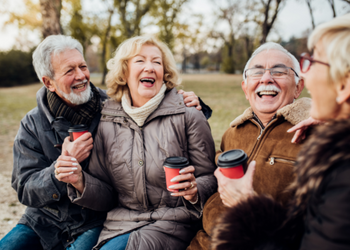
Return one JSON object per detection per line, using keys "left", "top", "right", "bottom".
{"left": 268, "top": 157, "right": 296, "bottom": 166}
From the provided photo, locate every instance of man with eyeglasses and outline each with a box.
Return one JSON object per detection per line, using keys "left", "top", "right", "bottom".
{"left": 187, "top": 42, "right": 311, "bottom": 250}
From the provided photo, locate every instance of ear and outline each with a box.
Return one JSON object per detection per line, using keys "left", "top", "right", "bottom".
{"left": 336, "top": 73, "right": 350, "bottom": 104}
{"left": 241, "top": 80, "right": 249, "bottom": 100}
{"left": 294, "top": 78, "right": 304, "bottom": 99}
{"left": 42, "top": 76, "right": 56, "bottom": 92}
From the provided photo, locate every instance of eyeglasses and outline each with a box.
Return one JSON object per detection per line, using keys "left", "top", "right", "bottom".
{"left": 299, "top": 52, "right": 330, "bottom": 73}
{"left": 245, "top": 66, "right": 299, "bottom": 79}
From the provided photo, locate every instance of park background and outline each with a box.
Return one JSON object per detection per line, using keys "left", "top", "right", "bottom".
{"left": 0, "top": 0, "right": 349, "bottom": 239}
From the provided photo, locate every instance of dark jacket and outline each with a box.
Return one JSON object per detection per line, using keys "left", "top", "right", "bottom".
{"left": 12, "top": 86, "right": 108, "bottom": 250}
{"left": 211, "top": 119, "right": 350, "bottom": 250}
{"left": 68, "top": 88, "right": 217, "bottom": 250}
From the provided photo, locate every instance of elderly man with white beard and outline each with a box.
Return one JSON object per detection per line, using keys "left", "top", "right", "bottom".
{"left": 187, "top": 42, "right": 311, "bottom": 250}
{"left": 0, "top": 35, "right": 210, "bottom": 250}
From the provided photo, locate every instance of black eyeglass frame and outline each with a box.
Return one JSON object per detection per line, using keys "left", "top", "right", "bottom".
{"left": 299, "top": 52, "right": 330, "bottom": 73}
{"left": 244, "top": 66, "right": 299, "bottom": 79}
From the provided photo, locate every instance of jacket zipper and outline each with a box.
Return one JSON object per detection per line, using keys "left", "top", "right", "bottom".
{"left": 269, "top": 157, "right": 296, "bottom": 165}
{"left": 249, "top": 117, "right": 278, "bottom": 162}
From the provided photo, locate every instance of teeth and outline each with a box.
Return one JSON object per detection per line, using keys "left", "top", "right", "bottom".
{"left": 259, "top": 91, "right": 277, "bottom": 96}
{"left": 73, "top": 83, "right": 85, "bottom": 89}
{"left": 140, "top": 78, "right": 155, "bottom": 83}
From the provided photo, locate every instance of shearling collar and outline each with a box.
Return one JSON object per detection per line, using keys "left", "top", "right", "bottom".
{"left": 230, "top": 97, "right": 311, "bottom": 127}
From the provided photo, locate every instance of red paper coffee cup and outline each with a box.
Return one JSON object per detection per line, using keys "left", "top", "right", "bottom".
{"left": 217, "top": 149, "right": 248, "bottom": 179}
{"left": 163, "top": 156, "right": 189, "bottom": 192}
{"left": 68, "top": 124, "right": 88, "bottom": 141}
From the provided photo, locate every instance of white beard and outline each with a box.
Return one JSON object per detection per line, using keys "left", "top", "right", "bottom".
{"left": 57, "top": 80, "right": 92, "bottom": 105}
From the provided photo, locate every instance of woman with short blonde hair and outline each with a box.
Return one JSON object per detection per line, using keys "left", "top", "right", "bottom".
{"left": 106, "top": 36, "right": 181, "bottom": 102}
{"left": 59, "top": 36, "right": 217, "bottom": 250}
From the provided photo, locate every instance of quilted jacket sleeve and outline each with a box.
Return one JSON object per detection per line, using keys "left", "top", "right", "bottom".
{"left": 68, "top": 122, "right": 118, "bottom": 212}
{"left": 183, "top": 107, "right": 217, "bottom": 217}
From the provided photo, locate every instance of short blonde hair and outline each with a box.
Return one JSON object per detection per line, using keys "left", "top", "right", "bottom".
{"left": 106, "top": 36, "right": 181, "bottom": 102}
{"left": 308, "top": 13, "right": 350, "bottom": 83}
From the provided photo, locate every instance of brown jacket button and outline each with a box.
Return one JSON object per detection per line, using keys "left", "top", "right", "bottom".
{"left": 52, "top": 194, "right": 58, "bottom": 199}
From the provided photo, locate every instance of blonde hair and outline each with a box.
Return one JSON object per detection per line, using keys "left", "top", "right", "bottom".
{"left": 106, "top": 36, "right": 181, "bottom": 102}
{"left": 308, "top": 13, "right": 350, "bottom": 83}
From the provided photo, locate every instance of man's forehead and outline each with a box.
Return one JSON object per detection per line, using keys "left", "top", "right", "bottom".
{"left": 248, "top": 49, "right": 293, "bottom": 68}
{"left": 52, "top": 49, "right": 85, "bottom": 69}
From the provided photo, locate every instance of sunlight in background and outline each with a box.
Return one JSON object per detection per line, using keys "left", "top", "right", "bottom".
{"left": 0, "top": 0, "right": 349, "bottom": 51}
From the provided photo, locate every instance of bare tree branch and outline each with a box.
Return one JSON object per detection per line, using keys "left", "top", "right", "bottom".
{"left": 327, "top": 0, "right": 337, "bottom": 17}
{"left": 305, "top": 0, "right": 315, "bottom": 29}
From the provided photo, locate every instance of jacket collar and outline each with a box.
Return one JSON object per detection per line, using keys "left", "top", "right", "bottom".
{"left": 101, "top": 88, "right": 186, "bottom": 125}
{"left": 230, "top": 97, "right": 311, "bottom": 127}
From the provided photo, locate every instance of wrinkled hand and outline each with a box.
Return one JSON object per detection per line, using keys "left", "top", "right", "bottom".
{"left": 214, "top": 161, "right": 256, "bottom": 207}
{"left": 54, "top": 149, "right": 85, "bottom": 193}
{"left": 167, "top": 165, "right": 198, "bottom": 203}
{"left": 178, "top": 89, "right": 202, "bottom": 110}
{"left": 62, "top": 132, "right": 93, "bottom": 163}
{"left": 287, "top": 117, "right": 322, "bottom": 143}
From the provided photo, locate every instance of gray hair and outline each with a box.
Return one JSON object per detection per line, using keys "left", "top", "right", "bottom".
{"left": 32, "top": 35, "right": 84, "bottom": 83}
{"left": 243, "top": 42, "right": 300, "bottom": 85}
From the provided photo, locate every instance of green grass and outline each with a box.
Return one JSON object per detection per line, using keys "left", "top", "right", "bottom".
{"left": 0, "top": 74, "right": 310, "bottom": 150}
{"left": 0, "top": 84, "right": 40, "bottom": 135}
{"left": 180, "top": 74, "right": 250, "bottom": 149}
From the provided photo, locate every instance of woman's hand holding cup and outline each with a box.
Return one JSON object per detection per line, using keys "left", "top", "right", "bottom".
{"left": 54, "top": 149, "right": 85, "bottom": 193}
{"left": 163, "top": 156, "right": 198, "bottom": 203}
{"left": 168, "top": 166, "right": 198, "bottom": 203}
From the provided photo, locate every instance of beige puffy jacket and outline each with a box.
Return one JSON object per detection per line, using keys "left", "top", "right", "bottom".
{"left": 69, "top": 88, "right": 217, "bottom": 249}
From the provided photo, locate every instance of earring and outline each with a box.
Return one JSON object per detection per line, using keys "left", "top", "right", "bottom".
{"left": 336, "top": 97, "right": 340, "bottom": 103}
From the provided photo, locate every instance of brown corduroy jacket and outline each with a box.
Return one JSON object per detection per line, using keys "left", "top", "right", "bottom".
{"left": 187, "top": 97, "right": 311, "bottom": 250}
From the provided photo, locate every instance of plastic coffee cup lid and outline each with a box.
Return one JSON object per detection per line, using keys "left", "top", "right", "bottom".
{"left": 164, "top": 156, "right": 189, "bottom": 169}
{"left": 217, "top": 149, "right": 248, "bottom": 168}
{"left": 68, "top": 124, "right": 88, "bottom": 133}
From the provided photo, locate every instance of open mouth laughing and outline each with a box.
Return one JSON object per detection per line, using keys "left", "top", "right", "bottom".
{"left": 255, "top": 85, "right": 281, "bottom": 98}
{"left": 72, "top": 80, "right": 88, "bottom": 91}
{"left": 140, "top": 77, "right": 155, "bottom": 87}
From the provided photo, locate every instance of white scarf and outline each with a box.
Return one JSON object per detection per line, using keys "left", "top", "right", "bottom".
{"left": 122, "top": 84, "right": 167, "bottom": 126}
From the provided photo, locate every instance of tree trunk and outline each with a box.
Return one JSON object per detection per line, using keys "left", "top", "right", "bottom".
{"left": 39, "top": 0, "right": 62, "bottom": 38}
{"left": 182, "top": 46, "right": 187, "bottom": 73}
{"left": 305, "top": 0, "right": 315, "bottom": 29}
{"left": 101, "top": 9, "right": 114, "bottom": 85}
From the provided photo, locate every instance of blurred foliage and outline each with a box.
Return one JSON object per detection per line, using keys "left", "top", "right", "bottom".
{"left": 2, "top": 0, "right": 348, "bottom": 87}
{"left": 150, "top": 0, "right": 188, "bottom": 51}
{"left": 0, "top": 49, "right": 38, "bottom": 87}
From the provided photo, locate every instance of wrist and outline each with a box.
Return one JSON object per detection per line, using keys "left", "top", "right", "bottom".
{"left": 72, "top": 173, "right": 85, "bottom": 193}
{"left": 189, "top": 193, "right": 199, "bottom": 204}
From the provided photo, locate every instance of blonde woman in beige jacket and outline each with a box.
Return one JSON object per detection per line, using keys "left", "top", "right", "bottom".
{"left": 55, "top": 36, "right": 217, "bottom": 250}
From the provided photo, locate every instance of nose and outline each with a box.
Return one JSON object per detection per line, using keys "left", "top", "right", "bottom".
{"left": 144, "top": 61, "right": 154, "bottom": 73}
{"left": 75, "top": 67, "right": 85, "bottom": 80}
{"left": 259, "top": 70, "right": 274, "bottom": 84}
